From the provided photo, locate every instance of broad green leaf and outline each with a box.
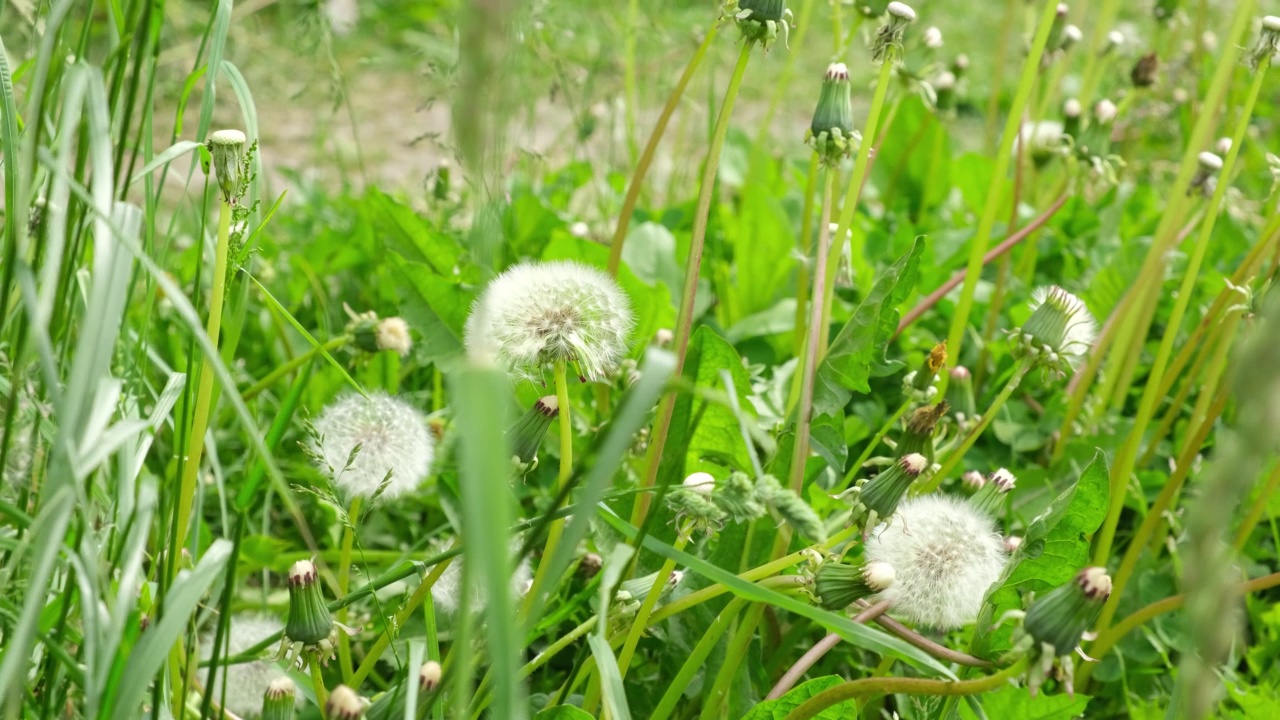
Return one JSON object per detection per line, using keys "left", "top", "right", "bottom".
{"left": 723, "top": 179, "right": 794, "bottom": 322}
{"left": 390, "top": 253, "right": 470, "bottom": 363}
{"left": 958, "top": 684, "right": 1091, "bottom": 719}
{"left": 972, "top": 450, "right": 1110, "bottom": 657}
{"left": 741, "top": 676, "right": 857, "bottom": 719}
{"left": 533, "top": 706, "right": 595, "bottom": 720}
{"left": 814, "top": 239, "right": 925, "bottom": 416}
{"left": 666, "top": 327, "right": 758, "bottom": 475}
{"left": 370, "top": 188, "right": 461, "bottom": 275}
{"left": 621, "top": 221, "right": 682, "bottom": 306}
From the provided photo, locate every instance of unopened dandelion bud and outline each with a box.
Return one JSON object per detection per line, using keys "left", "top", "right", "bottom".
{"left": 1060, "top": 24, "right": 1083, "bottom": 52}
{"left": 969, "top": 468, "right": 1016, "bottom": 515}
{"left": 934, "top": 71, "right": 958, "bottom": 110}
{"left": 1190, "top": 151, "right": 1224, "bottom": 197}
{"left": 208, "top": 129, "right": 246, "bottom": 203}
{"left": 951, "top": 53, "right": 970, "bottom": 76}
{"left": 351, "top": 314, "right": 412, "bottom": 356}
{"left": 962, "top": 470, "right": 986, "bottom": 491}
{"left": 897, "top": 402, "right": 947, "bottom": 461}
{"left": 1013, "top": 286, "right": 1097, "bottom": 372}
{"left": 808, "top": 63, "right": 857, "bottom": 164}
{"left": 683, "top": 471, "right": 717, "bottom": 495}
{"left": 654, "top": 328, "right": 674, "bottom": 347}
{"left": 1094, "top": 99, "right": 1118, "bottom": 125}
{"left": 946, "top": 365, "right": 977, "bottom": 420}
{"left": 1045, "top": 4, "right": 1069, "bottom": 52}
{"left": 1024, "top": 567, "right": 1112, "bottom": 656}
{"left": 1131, "top": 52, "right": 1160, "bottom": 87}
{"left": 922, "top": 25, "right": 943, "bottom": 49}
{"left": 855, "top": 453, "right": 927, "bottom": 520}
{"left": 1062, "top": 98, "right": 1083, "bottom": 137}
{"left": 713, "top": 471, "right": 767, "bottom": 523}
{"left": 1216, "top": 137, "right": 1233, "bottom": 156}
{"left": 872, "top": 2, "right": 916, "bottom": 63}
{"left": 733, "top": 0, "right": 795, "bottom": 50}
{"left": 1005, "top": 535, "right": 1024, "bottom": 553}
{"left": 1104, "top": 30, "right": 1125, "bottom": 54}
{"left": 579, "top": 551, "right": 604, "bottom": 578}
{"left": 569, "top": 221, "right": 590, "bottom": 238}
{"left": 815, "top": 560, "right": 896, "bottom": 609}
{"left": 326, "top": 685, "right": 366, "bottom": 720}
{"left": 507, "top": 395, "right": 559, "bottom": 468}
{"left": 756, "top": 474, "right": 826, "bottom": 543}
{"left": 285, "top": 560, "right": 333, "bottom": 645}
{"left": 420, "top": 660, "right": 442, "bottom": 691}
{"left": 261, "top": 677, "right": 297, "bottom": 720}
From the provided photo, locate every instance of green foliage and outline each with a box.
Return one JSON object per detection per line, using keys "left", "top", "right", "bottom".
{"left": 742, "top": 676, "right": 859, "bottom": 719}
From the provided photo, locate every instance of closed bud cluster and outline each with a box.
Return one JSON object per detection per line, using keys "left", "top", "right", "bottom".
{"left": 815, "top": 560, "right": 896, "bottom": 609}
{"left": 261, "top": 677, "right": 297, "bottom": 720}
{"left": 1190, "top": 150, "right": 1224, "bottom": 198}
{"left": 968, "top": 468, "right": 1016, "bottom": 515}
{"left": 872, "top": 2, "right": 916, "bottom": 63}
{"left": 897, "top": 402, "right": 948, "bottom": 462}
{"left": 1011, "top": 286, "right": 1098, "bottom": 376}
{"left": 807, "top": 63, "right": 859, "bottom": 165}
{"left": 208, "top": 129, "right": 247, "bottom": 204}
{"left": 851, "top": 453, "right": 928, "bottom": 523}
{"left": 507, "top": 395, "right": 559, "bottom": 472}
{"left": 730, "top": 0, "right": 795, "bottom": 50}
{"left": 946, "top": 365, "right": 977, "bottom": 426}
{"left": 1017, "top": 567, "right": 1112, "bottom": 695}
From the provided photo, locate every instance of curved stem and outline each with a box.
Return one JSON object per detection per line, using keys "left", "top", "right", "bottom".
{"left": 615, "top": 524, "right": 691, "bottom": 679}
{"left": 526, "top": 360, "right": 575, "bottom": 608}
{"left": 783, "top": 659, "right": 1028, "bottom": 720}
{"left": 866, "top": 606, "right": 992, "bottom": 668}
{"left": 920, "top": 361, "right": 1029, "bottom": 494}
{"left": 630, "top": 43, "right": 752, "bottom": 526}
{"left": 242, "top": 335, "right": 347, "bottom": 401}
{"left": 607, "top": 24, "right": 720, "bottom": 275}
{"left": 768, "top": 600, "right": 891, "bottom": 700}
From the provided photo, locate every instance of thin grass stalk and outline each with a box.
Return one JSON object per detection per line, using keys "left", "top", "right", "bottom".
{"left": 698, "top": 601, "right": 767, "bottom": 720}
{"left": 241, "top": 335, "right": 347, "bottom": 401}
{"left": 944, "top": 0, "right": 1061, "bottom": 366}
{"left": 651, "top": 596, "right": 750, "bottom": 717}
{"left": 336, "top": 496, "right": 363, "bottom": 681}
{"left": 983, "top": 0, "right": 1020, "bottom": 150}
{"left": 767, "top": 600, "right": 892, "bottom": 699}
{"left": 794, "top": 154, "right": 821, "bottom": 359}
{"left": 1093, "top": 50, "right": 1268, "bottom": 567}
{"left": 920, "top": 361, "right": 1030, "bottom": 493}
{"left": 1076, "top": 0, "right": 1124, "bottom": 106}
{"left": 631, "top": 43, "right": 752, "bottom": 526}
{"left": 837, "top": 398, "right": 910, "bottom": 492}
{"left": 607, "top": 24, "right": 721, "bottom": 275}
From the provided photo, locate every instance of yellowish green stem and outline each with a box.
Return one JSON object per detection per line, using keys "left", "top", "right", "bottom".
{"left": 336, "top": 495, "right": 363, "bottom": 681}
{"left": 920, "top": 361, "right": 1029, "bottom": 494}
{"left": 525, "top": 360, "right": 574, "bottom": 612}
{"left": 243, "top": 335, "right": 348, "bottom": 401}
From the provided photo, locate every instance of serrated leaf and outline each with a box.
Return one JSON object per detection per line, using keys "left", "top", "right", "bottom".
{"left": 370, "top": 188, "right": 460, "bottom": 275}
{"left": 666, "top": 327, "right": 758, "bottom": 474}
{"left": 742, "top": 676, "right": 857, "bottom": 719}
{"left": 814, "top": 239, "right": 925, "bottom": 416}
{"left": 972, "top": 450, "right": 1110, "bottom": 657}
{"left": 958, "top": 684, "right": 1091, "bottom": 719}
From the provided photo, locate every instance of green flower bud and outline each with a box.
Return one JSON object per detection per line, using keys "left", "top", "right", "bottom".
{"left": 815, "top": 560, "right": 895, "bottom": 609}
{"left": 620, "top": 568, "right": 682, "bottom": 605}
{"left": 854, "top": 453, "right": 928, "bottom": 520}
{"left": 208, "top": 129, "right": 246, "bottom": 204}
{"left": 872, "top": 2, "right": 916, "bottom": 63}
{"left": 732, "top": 0, "right": 794, "bottom": 50}
{"left": 968, "top": 468, "right": 1015, "bottom": 516}
{"left": 420, "top": 660, "right": 442, "bottom": 692}
{"left": 1045, "top": 4, "right": 1069, "bottom": 54}
{"left": 1024, "top": 566, "right": 1111, "bottom": 655}
{"left": 262, "top": 677, "right": 297, "bottom": 720}
{"left": 756, "top": 474, "right": 826, "bottom": 543}
{"left": 714, "top": 472, "right": 767, "bottom": 523}
{"left": 285, "top": 559, "right": 333, "bottom": 645}
{"left": 507, "top": 395, "right": 559, "bottom": 468}
{"left": 946, "top": 365, "right": 976, "bottom": 422}
{"left": 807, "top": 63, "right": 858, "bottom": 165}
{"left": 326, "top": 684, "right": 367, "bottom": 720}
{"left": 1255, "top": 17, "right": 1280, "bottom": 72}
{"left": 1062, "top": 98, "right": 1083, "bottom": 139}
{"left": 897, "top": 402, "right": 947, "bottom": 462}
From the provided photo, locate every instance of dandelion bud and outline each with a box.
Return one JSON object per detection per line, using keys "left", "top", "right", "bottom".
{"left": 1104, "top": 30, "right": 1125, "bottom": 54}
{"left": 854, "top": 453, "right": 927, "bottom": 521}
{"left": 1045, "top": 4, "right": 1069, "bottom": 51}
{"left": 569, "top": 221, "right": 590, "bottom": 238}
{"left": 946, "top": 365, "right": 977, "bottom": 421}
{"left": 261, "top": 677, "right": 297, "bottom": 720}
{"left": 733, "top": 0, "right": 795, "bottom": 50}
{"left": 1062, "top": 98, "right": 1083, "bottom": 138}
{"left": 350, "top": 314, "right": 413, "bottom": 357}
{"left": 922, "top": 26, "right": 943, "bottom": 49}
{"left": 872, "top": 2, "right": 916, "bottom": 63}
{"left": 326, "top": 685, "right": 366, "bottom": 720}
{"left": 1004, "top": 535, "right": 1023, "bottom": 553}
{"left": 1131, "top": 52, "right": 1160, "bottom": 87}
{"left": 579, "top": 552, "right": 604, "bottom": 578}
{"left": 1024, "top": 567, "right": 1112, "bottom": 657}
{"left": 432, "top": 159, "right": 451, "bottom": 200}
{"left": 934, "top": 71, "right": 958, "bottom": 111}
{"left": 465, "top": 260, "right": 634, "bottom": 383}
{"left": 1190, "top": 151, "right": 1224, "bottom": 197}
{"left": 897, "top": 402, "right": 948, "bottom": 462}
{"left": 1216, "top": 137, "right": 1233, "bottom": 156}
{"left": 1198, "top": 151, "right": 1224, "bottom": 172}
{"left": 208, "top": 129, "right": 246, "bottom": 203}
{"left": 866, "top": 495, "right": 1007, "bottom": 628}
{"left": 808, "top": 63, "right": 858, "bottom": 165}
{"left": 420, "top": 660, "right": 442, "bottom": 691}
{"left": 815, "top": 560, "right": 896, "bottom": 609}
{"left": 654, "top": 328, "right": 674, "bottom": 347}
{"left": 1012, "top": 286, "right": 1098, "bottom": 373}
{"left": 508, "top": 395, "right": 559, "bottom": 469}
{"left": 683, "top": 471, "right": 717, "bottom": 495}
{"left": 962, "top": 470, "right": 985, "bottom": 491}
{"left": 1060, "top": 24, "right": 1083, "bottom": 52}
{"left": 951, "top": 53, "right": 970, "bottom": 76}
{"left": 1094, "top": 99, "right": 1117, "bottom": 125}
{"left": 201, "top": 615, "right": 293, "bottom": 717}
{"left": 968, "top": 468, "right": 1016, "bottom": 515}
{"left": 285, "top": 560, "right": 333, "bottom": 646}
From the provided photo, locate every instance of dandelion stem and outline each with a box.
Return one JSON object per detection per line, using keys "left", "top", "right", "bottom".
{"left": 631, "top": 42, "right": 752, "bottom": 527}
{"left": 526, "top": 360, "right": 574, "bottom": 616}
{"left": 944, "top": 0, "right": 1061, "bottom": 366}
{"left": 309, "top": 657, "right": 328, "bottom": 710}
{"left": 1234, "top": 461, "right": 1280, "bottom": 551}
{"left": 837, "top": 399, "right": 911, "bottom": 493}
{"left": 651, "top": 596, "right": 750, "bottom": 718}
{"left": 921, "top": 361, "right": 1030, "bottom": 493}
{"left": 1092, "top": 49, "right": 1268, "bottom": 568}
{"left": 242, "top": 335, "right": 348, "bottom": 401}
{"left": 336, "top": 495, "right": 362, "bottom": 682}
{"left": 767, "top": 600, "right": 891, "bottom": 700}
{"left": 790, "top": 169, "right": 837, "bottom": 492}
{"left": 782, "top": 658, "right": 1029, "bottom": 720}
{"left": 793, "top": 154, "right": 822, "bottom": 359}
{"left": 174, "top": 196, "right": 233, "bottom": 552}
{"left": 615, "top": 520, "right": 693, "bottom": 680}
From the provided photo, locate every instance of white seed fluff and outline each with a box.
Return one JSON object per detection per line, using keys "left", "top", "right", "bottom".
{"left": 865, "top": 494, "right": 1007, "bottom": 629}
{"left": 376, "top": 317, "right": 413, "bottom": 356}
{"left": 431, "top": 541, "right": 534, "bottom": 616}
{"left": 313, "top": 392, "right": 434, "bottom": 502}
{"left": 1028, "top": 286, "right": 1098, "bottom": 361}
{"left": 199, "top": 614, "right": 298, "bottom": 718}
{"left": 465, "top": 260, "right": 634, "bottom": 382}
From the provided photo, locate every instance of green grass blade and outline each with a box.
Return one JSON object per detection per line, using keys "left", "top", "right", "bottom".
{"left": 127, "top": 140, "right": 203, "bottom": 187}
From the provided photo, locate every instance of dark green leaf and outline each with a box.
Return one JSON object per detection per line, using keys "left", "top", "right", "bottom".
{"left": 742, "top": 676, "right": 858, "bottom": 719}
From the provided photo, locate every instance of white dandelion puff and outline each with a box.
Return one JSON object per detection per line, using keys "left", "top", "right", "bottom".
{"left": 312, "top": 392, "right": 434, "bottom": 502}
{"left": 199, "top": 614, "right": 299, "bottom": 718}
{"left": 864, "top": 494, "right": 1008, "bottom": 629}
{"left": 431, "top": 540, "right": 533, "bottom": 616}
{"left": 464, "top": 260, "right": 634, "bottom": 382}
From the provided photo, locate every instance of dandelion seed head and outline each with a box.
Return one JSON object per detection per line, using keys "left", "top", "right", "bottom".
{"left": 431, "top": 540, "right": 533, "bottom": 616}
{"left": 865, "top": 494, "right": 1007, "bottom": 629}
{"left": 465, "top": 261, "right": 634, "bottom": 382}
{"left": 199, "top": 614, "right": 297, "bottom": 718}
{"left": 313, "top": 392, "right": 434, "bottom": 502}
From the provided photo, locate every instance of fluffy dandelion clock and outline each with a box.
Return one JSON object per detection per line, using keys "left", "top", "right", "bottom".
{"left": 312, "top": 392, "right": 434, "bottom": 501}
{"left": 199, "top": 614, "right": 299, "bottom": 718}
{"left": 465, "top": 260, "right": 634, "bottom": 383}
{"left": 431, "top": 540, "right": 534, "bottom": 616}
{"left": 864, "top": 494, "right": 1007, "bottom": 629}
{"left": 1012, "top": 286, "right": 1098, "bottom": 374}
